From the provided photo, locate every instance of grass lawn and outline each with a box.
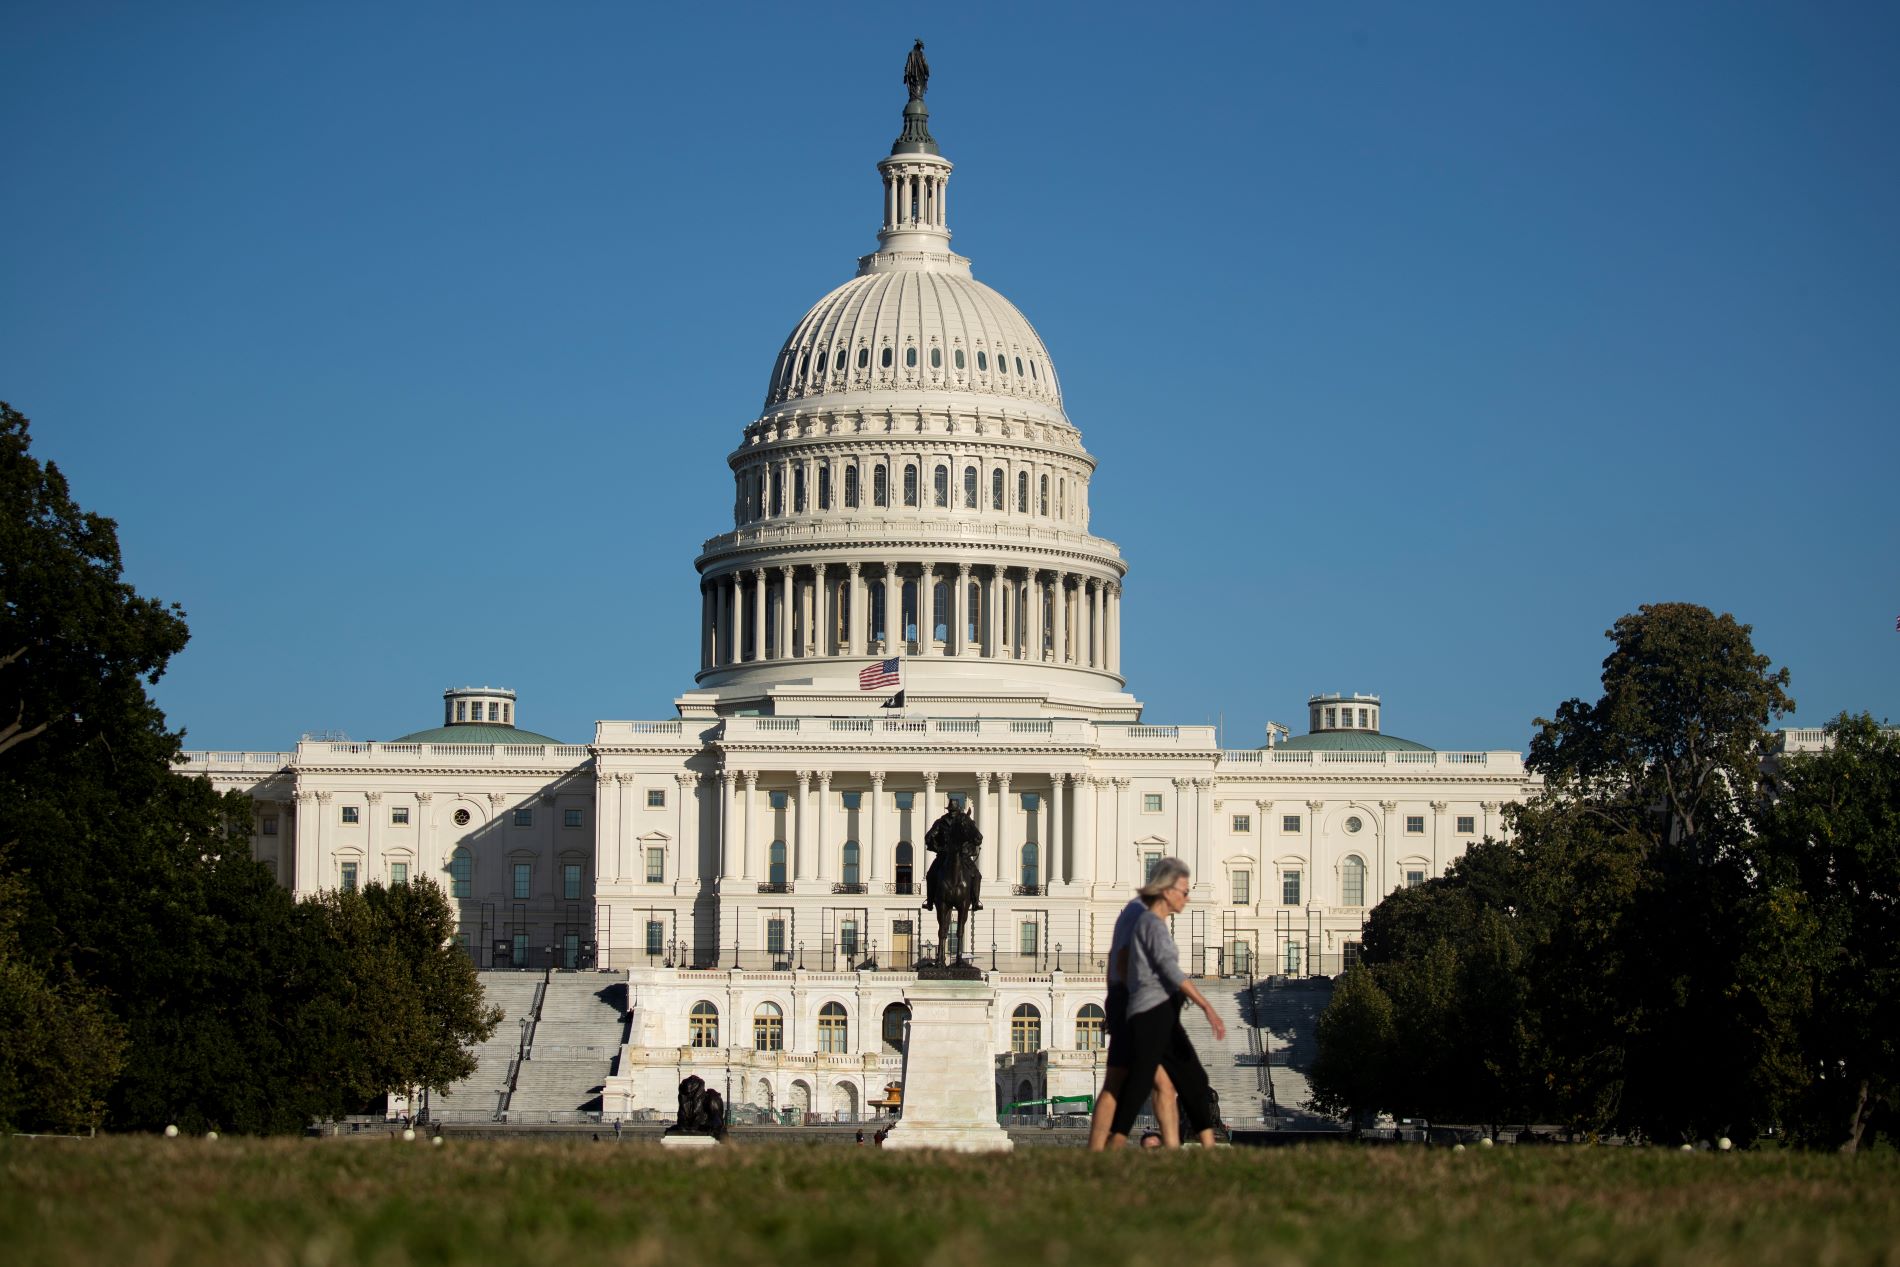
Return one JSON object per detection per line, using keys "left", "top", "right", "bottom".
{"left": 2, "top": 1137, "right": 1896, "bottom": 1266}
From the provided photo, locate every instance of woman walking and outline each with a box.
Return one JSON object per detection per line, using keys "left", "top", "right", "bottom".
{"left": 1099, "top": 858, "right": 1225, "bottom": 1149}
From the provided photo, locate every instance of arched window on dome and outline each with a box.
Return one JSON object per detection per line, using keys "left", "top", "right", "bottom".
{"left": 844, "top": 465, "right": 859, "bottom": 509}
{"left": 1029, "top": 359, "right": 1039, "bottom": 381}
{"left": 905, "top": 346, "right": 917, "bottom": 368}
{"left": 1039, "top": 474, "right": 1049, "bottom": 516}
{"left": 874, "top": 465, "right": 888, "bottom": 508}
{"left": 880, "top": 346, "right": 893, "bottom": 370}
{"left": 793, "top": 465, "right": 807, "bottom": 513}
{"left": 817, "top": 462, "right": 831, "bottom": 511}
{"left": 997, "top": 354, "right": 1008, "bottom": 376}
{"left": 771, "top": 468, "right": 784, "bottom": 517}
{"left": 903, "top": 464, "right": 918, "bottom": 508}
{"left": 901, "top": 579, "right": 917, "bottom": 642}
{"left": 793, "top": 351, "right": 806, "bottom": 383}
{"left": 930, "top": 347, "right": 942, "bottom": 369}
{"left": 857, "top": 347, "right": 869, "bottom": 371}
{"left": 963, "top": 466, "right": 977, "bottom": 509}
{"left": 954, "top": 348, "right": 966, "bottom": 370}
{"left": 977, "top": 351, "right": 988, "bottom": 372}
{"left": 1016, "top": 471, "right": 1029, "bottom": 513}
{"left": 754, "top": 473, "right": 767, "bottom": 520}
{"left": 991, "top": 469, "right": 1004, "bottom": 510}
{"left": 835, "top": 348, "right": 846, "bottom": 371}
{"left": 1016, "top": 356, "right": 1025, "bottom": 376}
{"left": 933, "top": 465, "right": 948, "bottom": 508}
{"left": 933, "top": 579, "right": 950, "bottom": 641}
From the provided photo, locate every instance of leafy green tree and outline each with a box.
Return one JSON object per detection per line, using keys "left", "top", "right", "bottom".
{"left": 1308, "top": 966, "right": 1396, "bottom": 1130}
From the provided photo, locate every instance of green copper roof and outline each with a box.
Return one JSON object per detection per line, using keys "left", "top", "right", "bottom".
{"left": 388, "top": 723, "right": 568, "bottom": 745}
{"left": 1276, "top": 731, "right": 1434, "bottom": 753}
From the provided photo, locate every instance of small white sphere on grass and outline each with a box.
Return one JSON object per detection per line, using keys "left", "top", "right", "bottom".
{"left": 1479, "top": 1137, "right": 1494, "bottom": 1148}
{"left": 1452, "top": 1143, "right": 1465, "bottom": 1153}
{"left": 431, "top": 1135, "right": 445, "bottom": 1148}
{"left": 402, "top": 1128, "right": 416, "bottom": 1142}
{"left": 205, "top": 1131, "right": 218, "bottom": 1141}
{"left": 1718, "top": 1137, "right": 1733, "bottom": 1151}
{"left": 1680, "top": 1143, "right": 1694, "bottom": 1153}
{"left": 163, "top": 1124, "right": 179, "bottom": 1138}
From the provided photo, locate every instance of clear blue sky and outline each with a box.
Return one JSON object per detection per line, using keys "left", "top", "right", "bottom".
{"left": 4, "top": 2, "right": 1895, "bottom": 752}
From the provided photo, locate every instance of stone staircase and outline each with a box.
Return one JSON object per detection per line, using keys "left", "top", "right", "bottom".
{"left": 508, "top": 974, "right": 628, "bottom": 1119}
{"left": 433, "top": 972, "right": 541, "bottom": 1122}
{"left": 1249, "top": 976, "right": 1345, "bottom": 1132}
{"left": 1177, "top": 978, "right": 1267, "bottom": 1126}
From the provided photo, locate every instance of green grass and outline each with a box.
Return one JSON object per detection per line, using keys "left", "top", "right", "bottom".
{"left": 2, "top": 1138, "right": 1897, "bottom": 1266}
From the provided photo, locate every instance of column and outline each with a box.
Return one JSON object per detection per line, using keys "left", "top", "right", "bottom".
{"left": 732, "top": 572, "right": 749, "bottom": 662}
{"left": 995, "top": 774, "right": 1014, "bottom": 884}
{"left": 919, "top": 562, "right": 935, "bottom": 653}
{"left": 868, "top": 772, "right": 885, "bottom": 883}
{"left": 1107, "top": 583, "right": 1122, "bottom": 674}
{"left": 595, "top": 774, "right": 619, "bottom": 881}
{"left": 742, "top": 771, "right": 760, "bottom": 880}
{"left": 1431, "top": 801, "right": 1448, "bottom": 877}
{"left": 778, "top": 565, "right": 795, "bottom": 660}
{"left": 614, "top": 773, "right": 635, "bottom": 881}
{"left": 953, "top": 563, "right": 971, "bottom": 656}
{"left": 363, "top": 791, "right": 382, "bottom": 885}
{"left": 985, "top": 566, "right": 1001, "bottom": 658}
{"left": 1048, "top": 775, "right": 1065, "bottom": 887}
{"left": 972, "top": 773, "right": 990, "bottom": 843}
{"left": 700, "top": 584, "right": 713, "bottom": 670}
{"left": 413, "top": 792, "right": 434, "bottom": 891}
{"left": 792, "top": 771, "right": 812, "bottom": 882}
{"left": 1173, "top": 779, "right": 1189, "bottom": 873}
{"left": 803, "top": 567, "right": 819, "bottom": 656}
{"left": 1481, "top": 801, "right": 1499, "bottom": 842}
{"left": 1377, "top": 800, "right": 1397, "bottom": 899}
{"left": 815, "top": 771, "right": 833, "bottom": 882}
{"left": 676, "top": 773, "right": 701, "bottom": 888}
{"left": 1305, "top": 801, "right": 1324, "bottom": 910}
{"left": 1028, "top": 572, "right": 1045, "bottom": 661}
{"left": 1073, "top": 775, "right": 1096, "bottom": 890}
{"left": 1088, "top": 580, "right": 1103, "bottom": 668}
{"left": 815, "top": 563, "right": 832, "bottom": 655}
{"left": 752, "top": 570, "right": 766, "bottom": 662}
{"left": 846, "top": 563, "right": 864, "bottom": 656}
{"left": 1194, "top": 778, "right": 1215, "bottom": 891}
{"left": 718, "top": 771, "right": 738, "bottom": 880}
{"left": 882, "top": 563, "right": 901, "bottom": 653}
{"left": 922, "top": 771, "right": 939, "bottom": 822}
{"left": 1051, "top": 572, "right": 1068, "bottom": 665}
{"left": 716, "top": 577, "right": 733, "bottom": 667}
{"left": 1111, "top": 779, "right": 1131, "bottom": 887}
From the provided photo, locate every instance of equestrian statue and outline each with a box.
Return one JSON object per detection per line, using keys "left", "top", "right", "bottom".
{"left": 921, "top": 799, "right": 982, "bottom": 966}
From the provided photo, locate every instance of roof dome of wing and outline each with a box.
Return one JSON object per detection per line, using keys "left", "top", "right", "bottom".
{"left": 1276, "top": 731, "right": 1435, "bottom": 753}
{"left": 763, "top": 269, "right": 1062, "bottom": 411}
{"left": 389, "top": 723, "right": 567, "bottom": 745}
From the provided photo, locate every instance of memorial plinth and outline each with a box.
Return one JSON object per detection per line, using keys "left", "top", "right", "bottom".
{"left": 883, "top": 977, "right": 1013, "bottom": 1153}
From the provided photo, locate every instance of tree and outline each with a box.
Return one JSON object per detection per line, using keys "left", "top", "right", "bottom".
{"left": 1308, "top": 966, "right": 1396, "bottom": 1130}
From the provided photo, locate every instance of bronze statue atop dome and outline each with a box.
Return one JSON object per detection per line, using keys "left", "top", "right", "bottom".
{"left": 904, "top": 40, "right": 929, "bottom": 101}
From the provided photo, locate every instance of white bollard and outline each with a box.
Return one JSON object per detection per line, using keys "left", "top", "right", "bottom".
{"left": 164, "top": 1125, "right": 179, "bottom": 1138}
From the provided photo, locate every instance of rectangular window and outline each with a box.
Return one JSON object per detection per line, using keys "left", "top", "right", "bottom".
{"left": 389, "top": 861, "right": 408, "bottom": 886}
{"left": 894, "top": 791, "right": 914, "bottom": 811}
{"left": 1406, "top": 869, "right": 1426, "bottom": 888}
{"left": 646, "top": 788, "right": 666, "bottom": 809}
{"left": 1020, "top": 792, "right": 1039, "bottom": 811}
{"left": 771, "top": 790, "right": 789, "bottom": 810}
{"left": 563, "top": 808, "right": 583, "bottom": 829}
{"left": 564, "top": 863, "right": 582, "bottom": 900}
{"left": 563, "top": 932, "right": 579, "bottom": 969}
{"left": 1358, "top": 708, "right": 1369, "bottom": 728}
{"left": 766, "top": 918, "right": 787, "bottom": 956}
{"left": 1233, "top": 870, "right": 1251, "bottom": 905}
{"left": 947, "top": 792, "right": 968, "bottom": 811}
{"left": 842, "top": 791, "right": 862, "bottom": 810}
{"left": 450, "top": 852, "right": 471, "bottom": 898}
{"left": 1456, "top": 815, "right": 1476, "bottom": 834}
{"left": 1282, "top": 815, "right": 1301, "bottom": 833}
{"left": 1144, "top": 852, "right": 1162, "bottom": 881}
{"left": 646, "top": 920, "right": 664, "bottom": 956}
{"left": 646, "top": 848, "right": 664, "bottom": 884}
{"left": 456, "top": 701, "right": 467, "bottom": 721}
{"left": 1143, "top": 793, "right": 1163, "bottom": 813}
{"left": 340, "top": 861, "right": 358, "bottom": 892}
{"left": 514, "top": 808, "right": 533, "bottom": 827}
{"left": 1285, "top": 941, "right": 1302, "bottom": 975}
{"left": 1282, "top": 870, "right": 1302, "bottom": 906}
{"left": 390, "top": 806, "right": 410, "bottom": 825}
{"left": 1231, "top": 814, "right": 1251, "bottom": 833}
{"left": 1325, "top": 708, "right": 1336, "bottom": 728}
{"left": 512, "top": 862, "right": 531, "bottom": 899}
{"left": 841, "top": 919, "right": 859, "bottom": 958}
{"left": 341, "top": 805, "right": 359, "bottom": 825}
{"left": 1406, "top": 815, "right": 1425, "bottom": 834}
{"left": 261, "top": 815, "right": 279, "bottom": 837}
{"left": 1020, "top": 921, "right": 1038, "bottom": 955}
{"left": 1344, "top": 941, "right": 1363, "bottom": 972}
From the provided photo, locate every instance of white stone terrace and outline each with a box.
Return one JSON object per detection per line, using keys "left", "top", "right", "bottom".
{"left": 175, "top": 739, "right": 592, "bottom": 774}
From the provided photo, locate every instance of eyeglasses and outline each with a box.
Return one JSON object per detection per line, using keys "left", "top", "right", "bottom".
{"left": 1168, "top": 884, "right": 1190, "bottom": 899}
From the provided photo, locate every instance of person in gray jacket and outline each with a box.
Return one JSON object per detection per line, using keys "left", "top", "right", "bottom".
{"left": 1101, "top": 857, "right": 1226, "bottom": 1148}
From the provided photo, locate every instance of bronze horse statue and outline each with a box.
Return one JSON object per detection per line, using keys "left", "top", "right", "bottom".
{"left": 922, "top": 801, "right": 982, "bottom": 966}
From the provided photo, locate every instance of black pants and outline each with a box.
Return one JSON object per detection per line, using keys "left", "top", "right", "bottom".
{"left": 1107, "top": 994, "right": 1215, "bottom": 1138}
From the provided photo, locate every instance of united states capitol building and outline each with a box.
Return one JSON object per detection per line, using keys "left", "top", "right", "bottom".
{"left": 182, "top": 59, "right": 1534, "bottom": 1123}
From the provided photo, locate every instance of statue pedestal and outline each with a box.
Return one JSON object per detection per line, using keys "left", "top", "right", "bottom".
{"left": 659, "top": 1133, "right": 719, "bottom": 1150}
{"left": 883, "top": 978, "right": 1013, "bottom": 1154}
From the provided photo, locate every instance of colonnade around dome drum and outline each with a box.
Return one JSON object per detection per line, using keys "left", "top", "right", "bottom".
{"left": 697, "top": 560, "right": 1121, "bottom": 675}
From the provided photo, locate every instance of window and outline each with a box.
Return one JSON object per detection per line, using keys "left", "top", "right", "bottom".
{"left": 563, "top": 932, "right": 580, "bottom": 969}
{"left": 977, "top": 350, "right": 989, "bottom": 371}
{"left": 880, "top": 346, "right": 893, "bottom": 369}
{"left": 1015, "top": 356, "right": 1025, "bottom": 376}
{"left": 840, "top": 919, "right": 859, "bottom": 958}
{"left": 1457, "top": 815, "right": 1476, "bottom": 834}
{"left": 512, "top": 863, "right": 531, "bottom": 899}
{"left": 450, "top": 850, "right": 471, "bottom": 898}
{"left": 1325, "top": 708, "right": 1336, "bottom": 728}
{"left": 341, "top": 805, "right": 359, "bottom": 825}
{"left": 947, "top": 792, "right": 968, "bottom": 812}
{"left": 894, "top": 791, "right": 914, "bottom": 811}
{"left": 963, "top": 466, "right": 977, "bottom": 508}
{"left": 1076, "top": 1004, "right": 1106, "bottom": 1051}
{"left": 1143, "top": 852, "right": 1161, "bottom": 881}
{"left": 844, "top": 465, "right": 859, "bottom": 507}
{"left": 1039, "top": 474, "right": 1049, "bottom": 515}
{"left": 1019, "top": 921, "right": 1038, "bottom": 955}
{"left": 835, "top": 347, "right": 846, "bottom": 371}
{"left": 841, "top": 791, "right": 861, "bottom": 810}
{"left": 1359, "top": 708, "right": 1370, "bottom": 728}
{"left": 564, "top": 808, "right": 583, "bottom": 829}
{"left": 818, "top": 1002, "right": 848, "bottom": 1054}
{"left": 340, "top": 861, "right": 358, "bottom": 892}
{"left": 646, "top": 920, "right": 664, "bottom": 956}
{"left": 768, "top": 841, "right": 786, "bottom": 886}
{"left": 1284, "top": 941, "right": 1302, "bottom": 975}
{"left": 894, "top": 842, "right": 913, "bottom": 892}
{"left": 514, "top": 808, "right": 533, "bottom": 827}
{"left": 690, "top": 1001, "right": 720, "bottom": 1048}
{"left": 1342, "top": 855, "right": 1366, "bottom": 907}
{"left": 770, "top": 790, "right": 788, "bottom": 810}
{"left": 1406, "top": 869, "right": 1426, "bottom": 888}
{"left": 857, "top": 347, "right": 869, "bottom": 370}
{"left": 647, "top": 788, "right": 666, "bottom": 809}
{"left": 1019, "top": 791, "right": 1038, "bottom": 811}
{"left": 261, "top": 815, "right": 278, "bottom": 837}
{"left": 1345, "top": 815, "right": 1363, "bottom": 833}
{"left": 1020, "top": 842, "right": 1039, "bottom": 890}
{"left": 754, "top": 1002, "right": 784, "bottom": 1051}
{"left": 1233, "top": 870, "right": 1251, "bottom": 905}
{"left": 1143, "top": 793, "right": 1163, "bottom": 813}
{"left": 1406, "top": 815, "right": 1425, "bottom": 834}
{"left": 873, "top": 464, "right": 888, "bottom": 507}
{"left": 390, "top": 862, "right": 408, "bottom": 886}
{"left": 905, "top": 346, "right": 917, "bottom": 368}
{"left": 1016, "top": 470, "right": 1028, "bottom": 512}
{"left": 1283, "top": 815, "right": 1301, "bottom": 832}
{"left": 933, "top": 464, "right": 948, "bottom": 507}
{"left": 640, "top": 847, "right": 662, "bottom": 883}
{"left": 765, "top": 918, "right": 786, "bottom": 956}
{"left": 954, "top": 348, "right": 966, "bottom": 369}
{"left": 930, "top": 346, "right": 941, "bottom": 368}
{"left": 456, "top": 701, "right": 467, "bottom": 721}
{"left": 991, "top": 469, "right": 1004, "bottom": 509}
{"left": 566, "top": 862, "right": 584, "bottom": 899}
{"left": 903, "top": 464, "right": 918, "bottom": 507}
{"left": 842, "top": 841, "right": 860, "bottom": 886}
{"left": 1344, "top": 941, "right": 1363, "bottom": 972}
{"left": 793, "top": 465, "right": 807, "bottom": 512}
{"left": 1011, "top": 1004, "right": 1042, "bottom": 1053}
{"left": 1282, "top": 869, "right": 1302, "bottom": 906}
{"left": 1232, "top": 814, "right": 1251, "bottom": 833}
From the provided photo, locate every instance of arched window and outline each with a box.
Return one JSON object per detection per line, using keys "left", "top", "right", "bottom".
{"left": 930, "top": 347, "right": 941, "bottom": 369}
{"left": 1011, "top": 1003, "right": 1042, "bottom": 1053}
{"left": 769, "top": 840, "right": 787, "bottom": 886}
{"left": 1016, "top": 356, "right": 1024, "bottom": 376}
{"left": 1039, "top": 474, "right": 1049, "bottom": 516}
{"left": 991, "top": 469, "right": 1004, "bottom": 510}
{"left": 954, "top": 348, "right": 966, "bottom": 370}
{"left": 1029, "top": 359, "right": 1038, "bottom": 381}
{"left": 1075, "top": 1004, "right": 1107, "bottom": 1051}
{"left": 881, "top": 1003, "right": 909, "bottom": 1054}
{"left": 873, "top": 464, "right": 888, "bottom": 508}
{"left": 842, "top": 841, "right": 860, "bottom": 886}
{"left": 449, "top": 848, "right": 472, "bottom": 898}
{"left": 793, "top": 465, "right": 806, "bottom": 513}
{"left": 1342, "top": 854, "right": 1366, "bottom": 907}
{"left": 904, "top": 464, "right": 918, "bottom": 507}
{"left": 856, "top": 347, "right": 869, "bottom": 370}
{"left": 817, "top": 463, "right": 830, "bottom": 510}
{"left": 998, "top": 353, "right": 1009, "bottom": 375}
{"left": 844, "top": 465, "right": 859, "bottom": 508}
{"left": 753, "top": 1002, "right": 783, "bottom": 1051}
{"left": 977, "top": 350, "right": 988, "bottom": 372}
{"left": 834, "top": 347, "right": 846, "bottom": 371}
{"left": 818, "top": 1002, "right": 848, "bottom": 1054}
{"left": 1016, "top": 471, "right": 1029, "bottom": 512}
{"left": 1020, "top": 841, "right": 1039, "bottom": 891}
{"left": 933, "top": 464, "right": 948, "bottom": 508}
{"left": 880, "top": 346, "right": 893, "bottom": 369}
{"left": 963, "top": 466, "right": 977, "bottom": 508}
{"left": 905, "top": 346, "right": 917, "bottom": 368}
{"left": 895, "top": 841, "right": 913, "bottom": 894}
{"left": 690, "top": 1001, "right": 720, "bottom": 1047}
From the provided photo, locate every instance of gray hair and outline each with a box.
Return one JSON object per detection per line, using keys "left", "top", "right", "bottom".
{"left": 1136, "top": 857, "right": 1190, "bottom": 900}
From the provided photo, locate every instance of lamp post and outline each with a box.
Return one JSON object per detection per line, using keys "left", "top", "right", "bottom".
{"left": 1055, "top": 942, "right": 1063, "bottom": 974}
{"left": 517, "top": 1016, "right": 528, "bottom": 1062}
{"left": 797, "top": 940, "right": 806, "bottom": 970}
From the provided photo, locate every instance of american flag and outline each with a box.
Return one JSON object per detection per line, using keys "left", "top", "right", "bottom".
{"left": 859, "top": 658, "right": 901, "bottom": 690}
